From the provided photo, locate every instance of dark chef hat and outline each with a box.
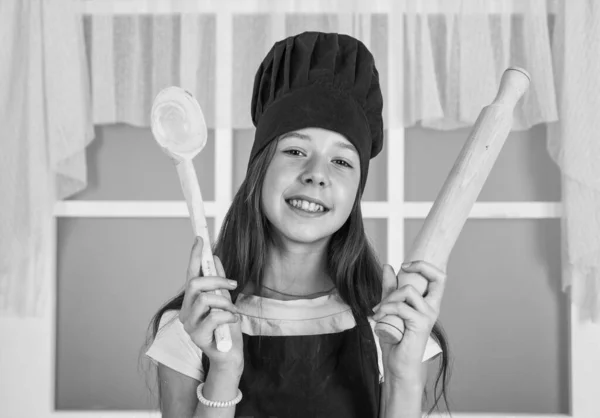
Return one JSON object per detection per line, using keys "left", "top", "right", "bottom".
{"left": 248, "top": 31, "right": 384, "bottom": 193}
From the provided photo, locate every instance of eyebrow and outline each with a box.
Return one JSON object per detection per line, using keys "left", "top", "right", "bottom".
{"left": 280, "top": 132, "right": 358, "bottom": 154}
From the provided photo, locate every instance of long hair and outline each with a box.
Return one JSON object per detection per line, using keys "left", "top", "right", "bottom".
{"left": 143, "top": 137, "right": 452, "bottom": 415}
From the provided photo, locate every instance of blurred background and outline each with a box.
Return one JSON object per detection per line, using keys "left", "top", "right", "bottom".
{"left": 1, "top": 1, "right": 599, "bottom": 417}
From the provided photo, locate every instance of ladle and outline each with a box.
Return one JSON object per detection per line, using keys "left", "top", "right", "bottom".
{"left": 150, "top": 86, "right": 232, "bottom": 353}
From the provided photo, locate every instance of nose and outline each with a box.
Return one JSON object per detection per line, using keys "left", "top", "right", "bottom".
{"left": 300, "top": 156, "right": 330, "bottom": 187}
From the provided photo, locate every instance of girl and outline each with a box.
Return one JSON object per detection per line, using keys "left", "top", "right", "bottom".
{"left": 145, "top": 31, "right": 451, "bottom": 418}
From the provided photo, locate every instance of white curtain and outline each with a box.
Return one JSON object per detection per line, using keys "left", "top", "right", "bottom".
{"left": 85, "top": 0, "right": 557, "bottom": 131}
{"left": 5, "top": 0, "right": 600, "bottom": 322}
{"left": 548, "top": 0, "right": 600, "bottom": 322}
{"left": 0, "top": 0, "right": 93, "bottom": 316}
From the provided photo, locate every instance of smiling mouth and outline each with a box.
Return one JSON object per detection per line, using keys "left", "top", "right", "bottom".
{"left": 285, "top": 199, "right": 329, "bottom": 214}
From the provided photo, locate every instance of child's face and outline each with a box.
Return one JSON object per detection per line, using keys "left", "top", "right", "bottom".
{"left": 261, "top": 127, "right": 361, "bottom": 246}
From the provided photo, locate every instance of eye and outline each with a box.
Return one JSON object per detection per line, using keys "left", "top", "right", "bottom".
{"left": 283, "top": 149, "right": 305, "bottom": 157}
{"left": 333, "top": 159, "right": 353, "bottom": 168}
{"left": 283, "top": 149, "right": 353, "bottom": 168}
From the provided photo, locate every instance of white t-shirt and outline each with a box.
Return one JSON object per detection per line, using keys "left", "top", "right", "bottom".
{"left": 145, "top": 290, "right": 442, "bottom": 383}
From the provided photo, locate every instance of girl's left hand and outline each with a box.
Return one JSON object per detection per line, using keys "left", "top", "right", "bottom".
{"left": 372, "top": 261, "right": 447, "bottom": 384}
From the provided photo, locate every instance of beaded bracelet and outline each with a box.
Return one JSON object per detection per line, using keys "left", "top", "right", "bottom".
{"left": 196, "top": 382, "right": 243, "bottom": 408}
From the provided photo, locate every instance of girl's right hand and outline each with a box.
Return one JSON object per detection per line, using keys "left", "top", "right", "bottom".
{"left": 179, "top": 237, "right": 244, "bottom": 374}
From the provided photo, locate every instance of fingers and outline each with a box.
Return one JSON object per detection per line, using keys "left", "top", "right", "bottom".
{"left": 193, "top": 292, "right": 239, "bottom": 316}
{"left": 380, "top": 264, "right": 398, "bottom": 302}
{"left": 184, "top": 308, "right": 240, "bottom": 348}
{"left": 401, "top": 260, "right": 447, "bottom": 313}
{"left": 184, "top": 292, "right": 239, "bottom": 328}
{"left": 373, "top": 284, "right": 436, "bottom": 322}
{"left": 201, "top": 310, "right": 240, "bottom": 328}
{"left": 182, "top": 276, "right": 237, "bottom": 314}
{"left": 192, "top": 310, "right": 240, "bottom": 341}
{"left": 182, "top": 239, "right": 243, "bottom": 357}
{"left": 375, "top": 302, "right": 423, "bottom": 327}
{"left": 401, "top": 260, "right": 446, "bottom": 282}
{"left": 184, "top": 239, "right": 238, "bottom": 323}
{"left": 187, "top": 237, "right": 204, "bottom": 283}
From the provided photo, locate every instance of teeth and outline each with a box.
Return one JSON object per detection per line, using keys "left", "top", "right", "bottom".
{"left": 289, "top": 199, "right": 325, "bottom": 213}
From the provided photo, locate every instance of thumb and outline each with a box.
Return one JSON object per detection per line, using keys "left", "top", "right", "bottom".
{"left": 380, "top": 264, "right": 398, "bottom": 302}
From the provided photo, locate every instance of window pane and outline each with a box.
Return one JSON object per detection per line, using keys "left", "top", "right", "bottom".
{"left": 69, "top": 124, "right": 216, "bottom": 201}
{"left": 364, "top": 218, "right": 387, "bottom": 262}
{"left": 405, "top": 125, "right": 561, "bottom": 202}
{"left": 56, "top": 218, "right": 214, "bottom": 409}
{"left": 405, "top": 219, "right": 568, "bottom": 414}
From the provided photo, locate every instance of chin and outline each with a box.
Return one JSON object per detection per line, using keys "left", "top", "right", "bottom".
{"left": 280, "top": 227, "right": 334, "bottom": 245}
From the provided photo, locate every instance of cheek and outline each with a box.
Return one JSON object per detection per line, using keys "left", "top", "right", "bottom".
{"left": 266, "top": 158, "right": 300, "bottom": 190}
{"left": 334, "top": 177, "right": 359, "bottom": 215}
{"left": 261, "top": 163, "right": 291, "bottom": 210}
{"left": 261, "top": 173, "right": 277, "bottom": 215}
{"left": 343, "top": 190, "right": 357, "bottom": 213}
{"left": 344, "top": 172, "right": 361, "bottom": 202}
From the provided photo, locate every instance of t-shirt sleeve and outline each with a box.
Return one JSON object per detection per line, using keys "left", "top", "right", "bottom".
{"left": 368, "top": 318, "right": 442, "bottom": 383}
{"left": 145, "top": 310, "right": 205, "bottom": 382}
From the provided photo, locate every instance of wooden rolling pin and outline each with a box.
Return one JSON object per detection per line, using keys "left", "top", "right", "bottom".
{"left": 374, "top": 67, "right": 531, "bottom": 344}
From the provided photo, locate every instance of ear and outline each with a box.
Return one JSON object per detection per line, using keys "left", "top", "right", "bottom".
{"left": 380, "top": 264, "right": 398, "bottom": 302}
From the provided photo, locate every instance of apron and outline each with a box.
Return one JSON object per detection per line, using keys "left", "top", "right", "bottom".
{"left": 202, "top": 312, "right": 381, "bottom": 418}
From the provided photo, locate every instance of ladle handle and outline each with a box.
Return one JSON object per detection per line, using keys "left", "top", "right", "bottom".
{"left": 177, "top": 160, "right": 233, "bottom": 353}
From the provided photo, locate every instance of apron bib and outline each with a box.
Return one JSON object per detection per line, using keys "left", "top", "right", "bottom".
{"left": 202, "top": 313, "right": 381, "bottom": 418}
